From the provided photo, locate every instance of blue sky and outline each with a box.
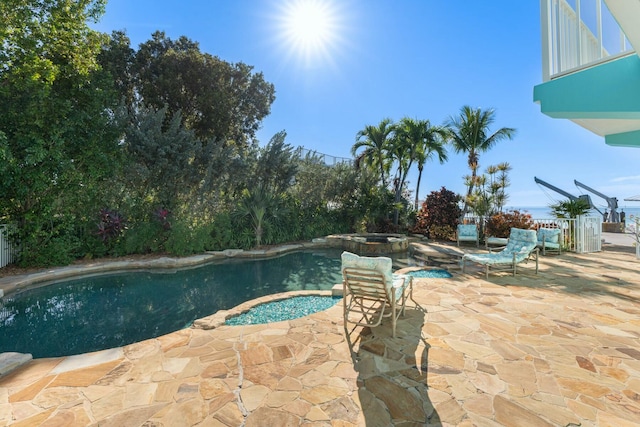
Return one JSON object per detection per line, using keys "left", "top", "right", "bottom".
{"left": 93, "top": 0, "right": 640, "bottom": 210}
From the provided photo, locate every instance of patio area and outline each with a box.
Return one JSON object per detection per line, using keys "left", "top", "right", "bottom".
{"left": 1, "top": 240, "right": 640, "bottom": 426}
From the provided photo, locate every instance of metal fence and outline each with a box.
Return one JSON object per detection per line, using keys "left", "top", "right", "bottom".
{"left": 296, "top": 147, "right": 352, "bottom": 166}
{"left": 0, "top": 224, "right": 18, "bottom": 268}
{"left": 575, "top": 215, "right": 602, "bottom": 253}
{"left": 635, "top": 218, "right": 640, "bottom": 259}
{"left": 461, "top": 215, "right": 604, "bottom": 254}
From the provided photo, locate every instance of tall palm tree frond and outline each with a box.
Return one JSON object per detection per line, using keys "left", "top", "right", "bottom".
{"left": 353, "top": 118, "right": 396, "bottom": 187}
{"left": 446, "top": 105, "right": 516, "bottom": 215}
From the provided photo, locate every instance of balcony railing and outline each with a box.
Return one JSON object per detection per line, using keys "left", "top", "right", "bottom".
{"left": 541, "top": 0, "right": 634, "bottom": 81}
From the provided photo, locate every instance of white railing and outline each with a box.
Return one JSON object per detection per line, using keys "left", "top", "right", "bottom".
{"left": 0, "top": 224, "right": 18, "bottom": 268}
{"left": 541, "top": 0, "right": 633, "bottom": 81}
{"left": 532, "top": 216, "right": 602, "bottom": 253}
{"left": 462, "top": 215, "right": 605, "bottom": 253}
{"left": 635, "top": 217, "right": 640, "bottom": 259}
{"left": 575, "top": 215, "right": 602, "bottom": 253}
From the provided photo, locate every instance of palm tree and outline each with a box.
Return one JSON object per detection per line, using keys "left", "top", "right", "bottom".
{"left": 447, "top": 106, "right": 516, "bottom": 214}
{"left": 352, "top": 118, "right": 395, "bottom": 188}
{"left": 490, "top": 162, "right": 511, "bottom": 212}
{"left": 236, "top": 185, "right": 284, "bottom": 247}
{"left": 387, "top": 120, "right": 416, "bottom": 226}
{"left": 550, "top": 198, "right": 591, "bottom": 219}
{"left": 411, "top": 120, "right": 449, "bottom": 210}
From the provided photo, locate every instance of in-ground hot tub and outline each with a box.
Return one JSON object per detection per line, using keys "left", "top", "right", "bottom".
{"left": 326, "top": 233, "right": 409, "bottom": 255}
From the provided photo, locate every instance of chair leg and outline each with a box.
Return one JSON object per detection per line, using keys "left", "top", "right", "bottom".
{"left": 391, "top": 296, "right": 397, "bottom": 338}
{"left": 407, "top": 277, "right": 418, "bottom": 308}
{"left": 401, "top": 281, "right": 407, "bottom": 317}
{"left": 343, "top": 294, "right": 349, "bottom": 328}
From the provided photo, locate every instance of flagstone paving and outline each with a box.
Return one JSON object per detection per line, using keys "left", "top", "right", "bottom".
{"left": 1, "top": 241, "right": 640, "bottom": 426}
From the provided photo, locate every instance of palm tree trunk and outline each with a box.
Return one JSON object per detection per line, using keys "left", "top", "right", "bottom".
{"left": 394, "top": 166, "right": 412, "bottom": 226}
{"left": 463, "top": 154, "right": 479, "bottom": 217}
{"left": 255, "top": 224, "right": 263, "bottom": 247}
{"left": 414, "top": 166, "right": 424, "bottom": 210}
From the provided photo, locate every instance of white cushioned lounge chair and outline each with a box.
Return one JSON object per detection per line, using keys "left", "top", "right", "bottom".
{"left": 341, "top": 251, "right": 412, "bottom": 337}
{"left": 461, "top": 228, "right": 539, "bottom": 279}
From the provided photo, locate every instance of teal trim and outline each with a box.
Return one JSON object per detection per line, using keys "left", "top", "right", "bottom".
{"left": 534, "top": 55, "right": 640, "bottom": 118}
{"left": 606, "top": 129, "right": 640, "bottom": 147}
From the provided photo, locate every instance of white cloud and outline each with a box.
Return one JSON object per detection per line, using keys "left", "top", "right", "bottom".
{"left": 611, "top": 175, "right": 640, "bottom": 183}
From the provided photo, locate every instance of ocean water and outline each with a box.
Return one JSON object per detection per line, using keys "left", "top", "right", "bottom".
{"left": 507, "top": 206, "right": 640, "bottom": 232}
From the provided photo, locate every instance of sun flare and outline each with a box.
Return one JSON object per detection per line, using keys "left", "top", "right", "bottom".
{"left": 285, "top": 1, "right": 332, "bottom": 47}
{"left": 277, "top": 0, "right": 342, "bottom": 67}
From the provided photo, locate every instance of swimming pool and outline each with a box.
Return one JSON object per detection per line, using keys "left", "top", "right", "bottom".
{"left": 0, "top": 249, "right": 344, "bottom": 358}
{"left": 406, "top": 269, "right": 453, "bottom": 279}
{"left": 225, "top": 295, "right": 341, "bottom": 326}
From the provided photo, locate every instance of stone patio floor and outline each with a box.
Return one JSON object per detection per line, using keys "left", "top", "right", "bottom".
{"left": 1, "top": 241, "right": 640, "bottom": 426}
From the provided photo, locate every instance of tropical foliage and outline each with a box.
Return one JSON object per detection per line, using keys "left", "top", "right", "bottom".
{"left": 447, "top": 106, "right": 516, "bottom": 215}
{"left": 465, "top": 162, "right": 512, "bottom": 218}
{"left": 353, "top": 118, "right": 395, "bottom": 188}
{"left": 0, "top": 1, "right": 518, "bottom": 267}
{"left": 550, "top": 198, "right": 591, "bottom": 219}
{"left": 485, "top": 210, "right": 534, "bottom": 238}
{"left": 0, "top": 0, "right": 118, "bottom": 265}
{"left": 412, "top": 187, "right": 462, "bottom": 240}
{"left": 352, "top": 117, "right": 449, "bottom": 228}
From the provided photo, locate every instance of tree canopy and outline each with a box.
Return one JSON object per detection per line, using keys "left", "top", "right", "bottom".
{"left": 104, "top": 31, "right": 276, "bottom": 147}
{"left": 0, "top": 0, "right": 120, "bottom": 264}
{"left": 0, "top": 2, "right": 518, "bottom": 265}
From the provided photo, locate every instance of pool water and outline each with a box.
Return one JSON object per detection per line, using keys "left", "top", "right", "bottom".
{"left": 406, "top": 269, "right": 453, "bottom": 278}
{"left": 0, "top": 249, "right": 344, "bottom": 358}
{"left": 225, "top": 296, "right": 341, "bottom": 326}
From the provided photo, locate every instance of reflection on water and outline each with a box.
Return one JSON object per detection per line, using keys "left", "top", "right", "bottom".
{"left": 0, "top": 249, "right": 343, "bottom": 358}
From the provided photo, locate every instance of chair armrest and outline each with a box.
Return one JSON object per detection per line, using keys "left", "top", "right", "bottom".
{"left": 391, "top": 274, "right": 410, "bottom": 289}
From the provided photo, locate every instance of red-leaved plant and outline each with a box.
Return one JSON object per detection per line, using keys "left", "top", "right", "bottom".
{"left": 411, "top": 187, "right": 462, "bottom": 240}
{"left": 154, "top": 207, "right": 172, "bottom": 230}
{"left": 484, "top": 210, "right": 534, "bottom": 238}
{"left": 96, "top": 208, "right": 126, "bottom": 243}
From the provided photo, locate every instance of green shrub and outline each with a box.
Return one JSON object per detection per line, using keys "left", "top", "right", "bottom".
{"left": 165, "top": 221, "right": 212, "bottom": 256}
{"left": 17, "top": 220, "right": 81, "bottom": 267}
{"left": 19, "top": 233, "right": 78, "bottom": 267}
{"left": 209, "top": 212, "right": 246, "bottom": 250}
{"left": 119, "top": 222, "right": 164, "bottom": 255}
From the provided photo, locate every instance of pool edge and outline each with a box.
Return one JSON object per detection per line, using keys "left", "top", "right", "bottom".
{"left": 193, "top": 287, "right": 342, "bottom": 330}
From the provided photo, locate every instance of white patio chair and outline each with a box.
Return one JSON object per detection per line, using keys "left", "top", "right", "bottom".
{"left": 457, "top": 224, "right": 479, "bottom": 247}
{"left": 341, "top": 251, "right": 412, "bottom": 337}
{"left": 537, "top": 228, "right": 562, "bottom": 255}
